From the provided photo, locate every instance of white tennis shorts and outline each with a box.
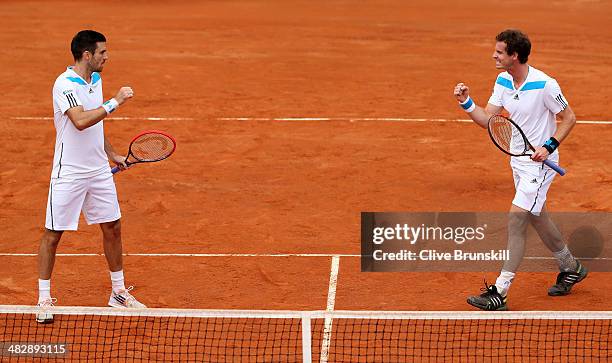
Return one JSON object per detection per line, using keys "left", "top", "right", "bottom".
{"left": 511, "top": 160, "right": 557, "bottom": 215}
{"left": 45, "top": 172, "right": 121, "bottom": 231}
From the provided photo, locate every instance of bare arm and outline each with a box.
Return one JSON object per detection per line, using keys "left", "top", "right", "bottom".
{"left": 551, "top": 105, "right": 576, "bottom": 143}
{"left": 469, "top": 103, "right": 503, "bottom": 129}
{"left": 453, "top": 83, "right": 502, "bottom": 129}
{"left": 531, "top": 105, "right": 576, "bottom": 162}
{"left": 104, "top": 136, "right": 128, "bottom": 169}
{"left": 65, "top": 86, "right": 134, "bottom": 131}
{"left": 65, "top": 106, "right": 107, "bottom": 131}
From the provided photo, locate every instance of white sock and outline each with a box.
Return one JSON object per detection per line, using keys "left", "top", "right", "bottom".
{"left": 38, "top": 279, "right": 51, "bottom": 303}
{"left": 495, "top": 270, "right": 515, "bottom": 297}
{"left": 110, "top": 270, "right": 126, "bottom": 293}
{"left": 553, "top": 245, "right": 578, "bottom": 272}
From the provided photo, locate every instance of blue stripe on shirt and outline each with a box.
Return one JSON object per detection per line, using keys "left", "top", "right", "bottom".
{"left": 496, "top": 76, "right": 514, "bottom": 90}
{"left": 66, "top": 77, "right": 87, "bottom": 85}
{"left": 521, "top": 81, "right": 547, "bottom": 91}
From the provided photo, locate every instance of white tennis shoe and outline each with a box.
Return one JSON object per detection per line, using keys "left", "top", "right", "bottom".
{"left": 36, "top": 297, "right": 57, "bottom": 324}
{"left": 108, "top": 286, "right": 147, "bottom": 308}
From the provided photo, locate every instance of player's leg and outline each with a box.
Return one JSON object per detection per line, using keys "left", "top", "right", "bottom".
{"left": 83, "top": 172, "right": 145, "bottom": 308}
{"left": 36, "top": 229, "right": 62, "bottom": 323}
{"left": 529, "top": 207, "right": 566, "bottom": 252}
{"left": 37, "top": 177, "right": 87, "bottom": 323}
{"left": 501, "top": 164, "right": 554, "bottom": 293}
{"left": 100, "top": 219, "right": 123, "bottom": 273}
{"left": 525, "top": 173, "right": 588, "bottom": 295}
{"left": 467, "top": 204, "right": 528, "bottom": 311}
{"left": 497, "top": 205, "right": 530, "bottom": 291}
{"left": 531, "top": 209, "right": 588, "bottom": 295}
{"left": 38, "top": 229, "right": 63, "bottom": 284}
{"left": 99, "top": 220, "right": 146, "bottom": 308}
{"left": 467, "top": 164, "right": 540, "bottom": 311}
{"left": 529, "top": 207, "right": 580, "bottom": 271}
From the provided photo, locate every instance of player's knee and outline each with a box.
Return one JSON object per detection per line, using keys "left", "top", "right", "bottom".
{"left": 102, "top": 219, "right": 122, "bottom": 239}
{"left": 508, "top": 210, "right": 529, "bottom": 230}
{"left": 41, "top": 239, "right": 61, "bottom": 249}
{"left": 41, "top": 236, "right": 61, "bottom": 249}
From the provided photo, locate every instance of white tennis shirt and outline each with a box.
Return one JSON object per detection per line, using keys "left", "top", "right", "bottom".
{"left": 51, "top": 66, "right": 109, "bottom": 178}
{"left": 488, "top": 66, "right": 569, "bottom": 165}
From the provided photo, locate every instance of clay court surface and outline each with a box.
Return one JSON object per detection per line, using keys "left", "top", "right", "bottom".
{"left": 0, "top": 0, "right": 611, "bottom": 314}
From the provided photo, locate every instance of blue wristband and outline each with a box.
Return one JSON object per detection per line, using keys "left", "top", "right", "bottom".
{"left": 459, "top": 96, "right": 476, "bottom": 113}
{"left": 542, "top": 137, "right": 560, "bottom": 153}
{"left": 102, "top": 98, "right": 119, "bottom": 114}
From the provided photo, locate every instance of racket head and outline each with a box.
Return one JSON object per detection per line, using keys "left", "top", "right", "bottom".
{"left": 487, "top": 114, "right": 531, "bottom": 156}
{"left": 126, "top": 130, "right": 176, "bottom": 164}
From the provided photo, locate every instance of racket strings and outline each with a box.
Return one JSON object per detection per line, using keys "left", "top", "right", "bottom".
{"left": 489, "top": 116, "right": 527, "bottom": 155}
{"left": 130, "top": 133, "right": 175, "bottom": 162}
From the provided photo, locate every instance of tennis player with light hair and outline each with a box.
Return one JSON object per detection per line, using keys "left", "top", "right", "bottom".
{"left": 37, "top": 30, "right": 145, "bottom": 323}
{"left": 453, "top": 29, "right": 585, "bottom": 311}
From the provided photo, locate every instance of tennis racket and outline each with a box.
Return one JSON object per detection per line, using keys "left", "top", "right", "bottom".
{"left": 487, "top": 114, "right": 566, "bottom": 176}
{"left": 111, "top": 130, "right": 176, "bottom": 174}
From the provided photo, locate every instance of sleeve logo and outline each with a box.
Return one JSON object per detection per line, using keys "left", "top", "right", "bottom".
{"left": 65, "top": 92, "right": 78, "bottom": 108}
{"left": 555, "top": 94, "right": 568, "bottom": 110}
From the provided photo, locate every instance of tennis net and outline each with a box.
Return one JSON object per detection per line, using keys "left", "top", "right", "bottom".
{"left": 0, "top": 306, "right": 610, "bottom": 362}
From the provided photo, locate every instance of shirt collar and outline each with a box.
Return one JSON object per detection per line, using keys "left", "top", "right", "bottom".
{"left": 66, "top": 66, "right": 97, "bottom": 85}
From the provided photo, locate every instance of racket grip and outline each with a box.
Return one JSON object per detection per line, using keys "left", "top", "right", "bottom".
{"left": 543, "top": 159, "right": 566, "bottom": 176}
{"left": 111, "top": 166, "right": 120, "bottom": 174}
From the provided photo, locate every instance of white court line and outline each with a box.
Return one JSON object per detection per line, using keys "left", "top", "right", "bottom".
{"left": 0, "top": 253, "right": 610, "bottom": 260}
{"left": 0, "top": 253, "right": 360, "bottom": 257}
{"left": 219, "top": 117, "right": 612, "bottom": 124}
{"left": 320, "top": 255, "right": 340, "bottom": 363}
{"left": 8, "top": 116, "right": 612, "bottom": 124}
{"left": 10, "top": 116, "right": 195, "bottom": 121}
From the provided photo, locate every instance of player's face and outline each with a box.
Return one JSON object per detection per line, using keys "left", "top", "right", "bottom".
{"left": 87, "top": 42, "right": 108, "bottom": 72}
{"left": 492, "top": 41, "right": 515, "bottom": 70}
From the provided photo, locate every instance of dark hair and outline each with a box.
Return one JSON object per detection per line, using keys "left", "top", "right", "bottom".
{"left": 71, "top": 30, "right": 106, "bottom": 60}
{"left": 495, "top": 29, "right": 531, "bottom": 64}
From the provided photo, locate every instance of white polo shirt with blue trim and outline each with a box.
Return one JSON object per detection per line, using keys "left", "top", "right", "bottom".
{"left": 51, "top": 67, "right": 109, "bottom": 178}
{"left": 488, "top": 66, "right": 569, "bottom": 166}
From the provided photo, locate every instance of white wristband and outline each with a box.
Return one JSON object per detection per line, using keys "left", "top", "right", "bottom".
{"left": 459, "top": 96, "right": 476, "bottom": 113}
{"left": 102, "top": 98, "right": 119, "bottom": 114}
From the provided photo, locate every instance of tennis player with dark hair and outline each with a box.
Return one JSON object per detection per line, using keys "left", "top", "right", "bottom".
{"left": 453, "top": 29, "right": 586, "bottom": 310}
{"left": 37, "top": 30, "right": 145, "bottom": 323}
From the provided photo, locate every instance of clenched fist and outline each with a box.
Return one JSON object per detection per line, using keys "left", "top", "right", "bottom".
{"left": 115, "top": 87, "right": 134, "bottom": 105}
{"left": 453, "top": 83, "right": 469, "bottom": 103}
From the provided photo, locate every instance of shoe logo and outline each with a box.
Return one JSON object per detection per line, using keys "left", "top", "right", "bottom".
{"left": 530, "top": 178, "right": 538, "bottom": 184}
{"left": 513, "top": 94, "right": 519, "bottom": 100}
{"left": 488, "top": 295, "right": 504, "bottom": 308}
{"left": 89, "top": 88, "right": 94, "bottom": 94}
{"left": 114, "top": 294, "right": 126, "bottom": 304}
